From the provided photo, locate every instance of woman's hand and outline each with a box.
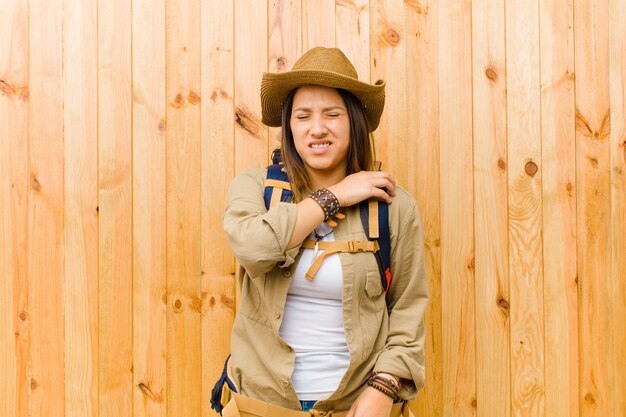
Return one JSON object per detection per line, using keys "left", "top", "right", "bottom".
{"left": 327, "top": 171, "right": 396, "bottom": 207}
{"left": 346, "top": 386, "right": 394, "bottom": 417}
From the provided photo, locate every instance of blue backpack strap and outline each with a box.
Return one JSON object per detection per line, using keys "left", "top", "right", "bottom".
{"left": 359, "top": 200, "right": 392, "bottom": 294}
{"left": 210, "top": 355, "right": 237, "bottom": 415}
{"left": 264, "top": 149, "right": 293, "bottom": 209}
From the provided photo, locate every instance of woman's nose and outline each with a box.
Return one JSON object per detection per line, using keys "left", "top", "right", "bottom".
{"left": 310, "top": 116, "right": 328, "bottom": 137}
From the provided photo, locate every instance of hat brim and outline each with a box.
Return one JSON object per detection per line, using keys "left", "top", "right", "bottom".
{"left": 260, "top": 70, "right": 386, "bottom": 132}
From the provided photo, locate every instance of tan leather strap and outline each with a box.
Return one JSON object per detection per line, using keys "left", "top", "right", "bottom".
{"left": 222, "top": 392, "right": 413, "bottom": 417}
{"left": 265, "top": 179, "right": 292, "bottom": 190}
{"left": 266, "top": 179, "right": 292, "bottom": 208}
{"left": 301, "top": 240, "right": 380, "bottom": 280}
{"left": 368, "top": 199, "right": 379, "bottom": 239}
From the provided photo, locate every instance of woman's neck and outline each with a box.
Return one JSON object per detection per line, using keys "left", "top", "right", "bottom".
{"left": 309, "top": 170, "right": 346, "bottom": 190}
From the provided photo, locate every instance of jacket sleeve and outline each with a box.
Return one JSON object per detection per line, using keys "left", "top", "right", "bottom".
{"left": 222, "top": 168, "right": 304, "bottom": 278}
{"left": 373, "top": 201, "right": 429, "bottom": 400}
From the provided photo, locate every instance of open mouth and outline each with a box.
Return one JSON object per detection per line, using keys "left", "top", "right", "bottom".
{"left": 310, "top": 142, "right": 331, "bottom": 149}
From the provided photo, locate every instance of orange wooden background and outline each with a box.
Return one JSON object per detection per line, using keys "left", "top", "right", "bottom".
{"left": 1, "top": 1, "right": 625, "bottom": 417}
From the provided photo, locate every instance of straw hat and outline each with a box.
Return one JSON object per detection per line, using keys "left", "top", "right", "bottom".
{"left": 260, "top": 47, "right": 386, "bottom": 132}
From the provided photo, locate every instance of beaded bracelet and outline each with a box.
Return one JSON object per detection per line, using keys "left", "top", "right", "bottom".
{"left": 309, "top": 188, "right": 340, "bottom": 221}
{"left": 369, "top": 372, "right": 402, "bottom": 390}
{"left": 367, "top": 379, "right": 399, "bottom": 401}
{"left": 370, "top": 375, "right": 401, "bottom": 394}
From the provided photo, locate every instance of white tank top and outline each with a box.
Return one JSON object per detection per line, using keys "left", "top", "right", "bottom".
{"left": 278, "top": 222, "right": 350, "bottom": 401}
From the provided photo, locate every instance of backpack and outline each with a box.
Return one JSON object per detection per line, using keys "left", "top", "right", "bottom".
{"left": 263, "top": 148, "right": 392, "bottom": 294}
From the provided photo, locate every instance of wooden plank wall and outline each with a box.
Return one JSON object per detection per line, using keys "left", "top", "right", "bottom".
{"left": 0, "top": 1, "right": 625, "bottom": 417}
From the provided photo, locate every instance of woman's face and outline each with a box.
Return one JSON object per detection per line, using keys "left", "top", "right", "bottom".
{"left": 290, "top": 85, "right": 350, "bottom": 181}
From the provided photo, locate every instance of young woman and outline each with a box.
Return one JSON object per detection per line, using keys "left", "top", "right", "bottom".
{"left": 221, "top": 47, "right": 428, "bottom": 417}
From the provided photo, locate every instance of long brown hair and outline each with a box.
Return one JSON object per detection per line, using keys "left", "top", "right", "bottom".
{"left": 279, "top": 87, "right": 376, "bottom": 202}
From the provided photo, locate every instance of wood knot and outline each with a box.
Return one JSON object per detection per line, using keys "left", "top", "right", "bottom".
{"left": 172, "top": 93, "right": 184, "bottom": 108}
{"left": 485, "top": 66, "right": 498, "bottom": 82}
{"left": 157, "top": 119, "right": 166, "bottom": 133}
{"left": 584, "top": 393, "right": 595, "bottom": 405}
{"left": 498, "top": 298, "right": 510, "bottom": 310}
{"left": 497, "top": 158, "right": 506, "bottom": 170}
{"left": 235, "top": 107, "right": 261, "bottom": 136}
{"left": 276, "top": 56, "right": 287, "bottom": 70}
{"left": 19, "top": 311, "right": 27, "bottom": 321}
{"left": 384, "top": 28, "right": 401, "bottom": 46}
{"left": 210, "top": 88, "right": 230, "bottom": 102}
{"left": 96, "top": 206, "right": 99, "bottom": 213}
{"left": 467, "top": 257, "right": 475, "bottom": 273}
{"left": 19, "top": 87, "right": 29, "bottom": 102}
{"left": 188, "top": 90, "right": 201, "bottom": 105}
{"left": 221, "top": 295, "right": 235, "bottom": 311}
{"left": 470, "top": 398, "right": 477, "bottom": 408}
{"left": 138, "top": 382, "right": 163, "bottom": 403}
{"left": 31, "top": 175, "right": 41, "bottom": 192}
{"left": 405, "top": 0, "right": 428, "bottom": 14}
{"left": 0, "top": 79, "right": 15, "bottom": 96}
{"left": 30, "top": 378, "right": 38, "bottom": 390}
{"left": 209, "top": 296, "right": 216, "bottom": 307}
{"left": 173, "top": 298, "right": 183, "bottom": 311}
{"left": 525, "top": 161, "right": 538, "bottom": 177}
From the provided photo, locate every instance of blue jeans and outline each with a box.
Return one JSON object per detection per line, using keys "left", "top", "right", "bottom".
{"left": 300, "top": 401, "right": 317, "bottom": 411}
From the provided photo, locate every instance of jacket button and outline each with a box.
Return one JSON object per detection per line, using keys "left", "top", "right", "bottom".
{"left": 283, "top": 271, "right": 291, "bottom": 278}
{"left": 274, "top": 312, "right": 281, "bottom": 319}
{"left": 282, "top": 379, "right": 290, "bottom": 387}
{"left": 284, "top": 345, "right": 292, "bottom": 352}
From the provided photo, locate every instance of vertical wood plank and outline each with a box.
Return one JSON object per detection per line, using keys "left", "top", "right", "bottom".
{"left": 404, "top": 1, "right": 442, "bottom": 417}
{"left": 574, "top": 0, "right": 612, "bottom": 415}
{"left": 63, "top": 0, "right": 99, "bottom": 416}
{"left": 98, "top": 0, "right": 133, "bottom": 414}
{"left": 234, "top": 0, "right": 268, "bottom": 171}
{"left": 268, "top": 0, "right": 302, "bottom": 151}
{"left": 438, "top": 1, "right": 476, "bottom": 416}
{"left": 472, "top": 0, "right": 510, "bottom": 416}
{"left": 302, "top": 0, "right": 335, "bottom": 51}
{"left": 336, "top": 0, "right": 370, "bottom": 83}
{"left": 608, "top": 2, "right": 626, "bottom": 416}
{"left": 201, "top": 0, "right": 236, "bottom": 416}
{"left": 133, "top": 0, "right": 167, "bottom": 415}
{"left": 0, "top": 1, "right": 29, "bottom": 416}
{"left": 370, "top": 0, "right": 406, "bottom": 183}
{"left": 506, "top": 1, "right": 545, "bottom": 417}
{"left": 165, "top": 0, "right": 202, "bottom": 415}
{"left": 29, "top": 0, "right": 65, "bottom": 415}
{"left": 540, "top": 0, "right": 579, "bottom": 416}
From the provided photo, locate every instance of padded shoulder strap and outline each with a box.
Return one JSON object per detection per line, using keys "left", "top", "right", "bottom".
{"left": 264, "top": 163, "right": 293, "bottom": 209}
{"left": 359, "top": 200, "right": 392, "bottom": 293}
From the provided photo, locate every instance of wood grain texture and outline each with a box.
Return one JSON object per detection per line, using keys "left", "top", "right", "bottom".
{"left": 29, "top": 0, "right": 66, "bottom": 415}
{"left": 336, "top": 0, "right": 370, "bottom": 83}
{"left": 234, "top": 0, "right": 268, "bottom": 171}
{"left": 302, "top": 0, "right": 335, "bottom": 50}
{"left": 165, "top": 0, "right": 202, "bottom": 415}
{"left": 98, "top": 0, "right": 133, "bottom": 414}
{"left": 404, "top": 2, "right": 441, "bottom": 417}
{"left": 0, "top": 0, "right": 29, "bottom": 416}
{"left": 370, "top": 0, "right": 406, "bottom": 184}
{"left": 268, "top": 0, "right": 301, "bottom": 151}
{"left": 540, "top": 0, "right": 579, "bottom": 417}
{"left": 202, "top": 0, "right": 236, "bottom": 416}
{"left": 472, "top": 1, "right": 510, "bottom": 416}
{"left": 506, "top": 1, "right": 545, "bottom": 417}
{"left": 438, "top": 1, "right": 476, "bottom": 416}
{"left": 132, "top": 0, "right": 167, "bottom": 416}
{"left": 574, "top": 0, "right": 612, "bottom": 416}
{"left": 608, "top": 3, "right": 626, "bottom": 416}
{"left": 63, "top": 0, "right": 99, "bottom": 416}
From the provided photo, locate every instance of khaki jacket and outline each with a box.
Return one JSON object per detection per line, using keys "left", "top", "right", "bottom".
{"left": 223, "top": 168, "right": 428, "bottom": 413}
